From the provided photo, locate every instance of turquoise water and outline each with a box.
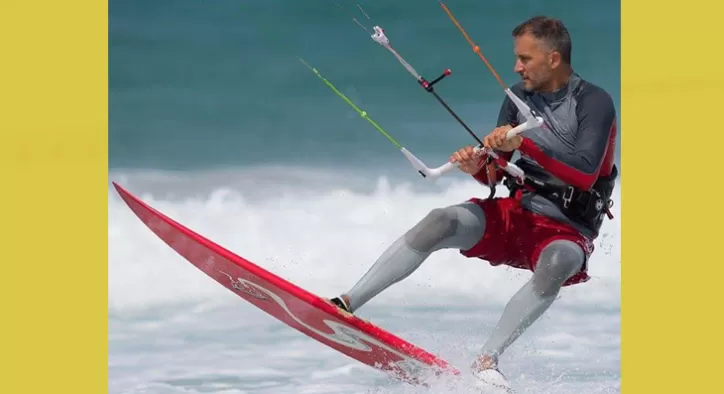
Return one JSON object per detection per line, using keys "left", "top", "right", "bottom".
{"left": 110, "top": 0, "right": 620, "bottom": 172}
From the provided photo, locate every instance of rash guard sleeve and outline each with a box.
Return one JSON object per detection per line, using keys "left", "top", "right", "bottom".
{"left": 519, "top": 87, "right": 617, "bottom": 190}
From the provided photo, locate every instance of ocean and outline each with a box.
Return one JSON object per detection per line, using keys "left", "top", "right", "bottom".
{"left": 108, "top": 0, "right": 621, "bottom": 393}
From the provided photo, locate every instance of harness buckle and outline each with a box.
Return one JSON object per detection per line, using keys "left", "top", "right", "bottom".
{"left": 562, "top": 186, "right": 574, "bottom": 209}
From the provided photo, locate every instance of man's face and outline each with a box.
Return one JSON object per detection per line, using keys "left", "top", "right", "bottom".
{"left": 513, "top": 32, "right": 558, "bottom": 91}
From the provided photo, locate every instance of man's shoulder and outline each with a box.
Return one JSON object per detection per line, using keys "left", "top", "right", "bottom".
{"left": 576, "top": 77, "right": 615, "bottom": 110}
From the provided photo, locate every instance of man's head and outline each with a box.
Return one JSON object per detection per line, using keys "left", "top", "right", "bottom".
{"left": 512, "top": 16, "right": 572, "bottom": 92}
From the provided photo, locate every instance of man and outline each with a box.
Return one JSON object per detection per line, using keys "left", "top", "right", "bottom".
{"left": 329, "top": 15, "right": 618, "bottom": 390}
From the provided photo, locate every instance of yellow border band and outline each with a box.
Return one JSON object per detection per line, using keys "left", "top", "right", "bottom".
{"left": 0, "top": 1, "right": 108, "bottom": 392}
{"left": 623, "top": 0, "right": 723, "bottom": 391}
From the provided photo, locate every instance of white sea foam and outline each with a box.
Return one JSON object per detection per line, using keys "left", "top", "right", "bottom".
{"left": 108, "top": 167, "right": 620, "bottom": 394}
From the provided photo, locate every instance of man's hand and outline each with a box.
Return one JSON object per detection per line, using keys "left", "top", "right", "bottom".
{"left": 450, "top": 145, "right": 485, "bottom": 175}
{"left": 483, "top": 125, "right": 522, "bottom": 152}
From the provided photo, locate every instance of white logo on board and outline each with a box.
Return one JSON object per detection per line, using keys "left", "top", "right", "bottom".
{"left": 215, "top": 269, "right": 269, "bottom": 301}
{"left": 229, "top": 276, "right": 433, "bottom": 379}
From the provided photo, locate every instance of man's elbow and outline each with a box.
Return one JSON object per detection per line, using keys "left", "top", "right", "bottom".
{"left": 554, "top": 156, "right": 601, "bottom": 190}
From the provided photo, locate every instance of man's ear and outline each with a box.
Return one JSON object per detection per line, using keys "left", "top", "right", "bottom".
{"left": 549, "top": 51, "right": 561, "bottom": 69}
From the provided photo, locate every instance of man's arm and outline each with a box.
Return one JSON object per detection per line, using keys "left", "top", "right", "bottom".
{"left": 518, "top": 87, "right": 617, "bottom": 190}
{"left": 472, "top": 94, "right": 517, "bottom": 186}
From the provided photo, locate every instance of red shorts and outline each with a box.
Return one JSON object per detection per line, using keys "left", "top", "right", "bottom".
{"left": 460, "top": 193, "right": 595, "bottom": 287}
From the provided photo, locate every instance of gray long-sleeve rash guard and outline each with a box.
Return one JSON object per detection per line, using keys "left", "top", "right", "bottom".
{"left": 473, "top": 73, "right": 618, "bottom": 238}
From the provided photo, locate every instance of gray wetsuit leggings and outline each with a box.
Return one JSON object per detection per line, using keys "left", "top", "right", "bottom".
{"left": 341, "top": 201, "right": 585, "bottom": 364}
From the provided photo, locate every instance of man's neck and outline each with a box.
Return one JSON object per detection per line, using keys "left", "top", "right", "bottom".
{"left": 541, "top": 67, "right": 574, "bottom": 92}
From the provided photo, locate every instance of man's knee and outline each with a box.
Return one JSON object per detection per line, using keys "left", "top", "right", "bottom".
{"left": 533, "top": 240, "right": 585, "bottom": 296}
{"left": 404, "top": 207, "right": 458, "bottom": 252}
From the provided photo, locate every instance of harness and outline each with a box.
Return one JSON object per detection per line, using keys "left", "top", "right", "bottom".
{"left": 497, "top": 160, "right": 617, "bottom": 232}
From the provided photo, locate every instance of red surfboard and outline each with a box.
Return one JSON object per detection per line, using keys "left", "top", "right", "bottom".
{"left": 113, "top": 182, "right": 460, "bottom": 385}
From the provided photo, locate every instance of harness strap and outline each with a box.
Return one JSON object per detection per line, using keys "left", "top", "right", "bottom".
{"left": 502, "top": 168, "right": 616, "bottom": 225}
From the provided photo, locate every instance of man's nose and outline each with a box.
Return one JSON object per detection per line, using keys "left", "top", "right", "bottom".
{"left": 514, "top": 59, "right": 524, "bottom": 73}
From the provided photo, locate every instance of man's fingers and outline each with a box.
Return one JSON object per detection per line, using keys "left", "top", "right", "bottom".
{"left": 461, "top": 150, "right": 472, "bottom": 163}
{"left": 495, "top": 129, "right": 506, "bottom": 146}
{"left": 484, "top": 135, "right": 493, "bottom": 150}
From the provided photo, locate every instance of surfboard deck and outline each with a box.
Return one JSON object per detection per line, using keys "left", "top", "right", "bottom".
{"left": 112, "top": 182, "right": 461, "bottom": 385}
